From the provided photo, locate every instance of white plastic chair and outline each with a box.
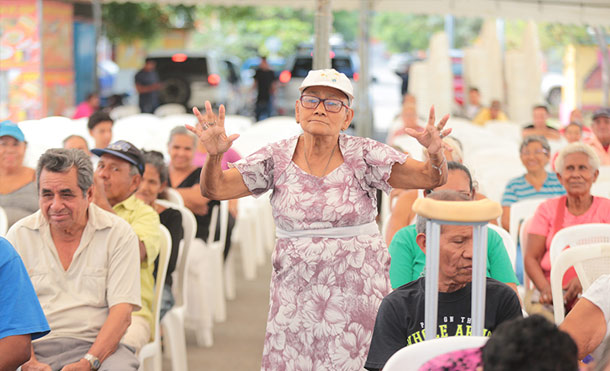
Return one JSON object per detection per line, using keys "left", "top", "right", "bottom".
{"left": 206, "top": 201, "right": 229, "bottom": 323}
{"left": 551, "top": 243, "right": 610, "bottom": 324}
{"left": 139, "top": 225, "right": 172, "bottom": 371}
{"left": 383, "top": 335, "right": 489, "bottom": 371}
{"left": 156, "top": 200, "right": 195, "bottom": 371}
{"left": 519, "top": 216, "right": 535, "bottom": 293}
{"left": 488, "top": 223, "right": 517, "bottom": 271}
{"left": 110, "top": 105, "right": 141, "bottom": 120}
{"left": 549, "top": 223, "right": 610, "bottom": 265}
{"left": 508, "top": 198, "right": 546, "bottom": 249}
{"left": 591, "top": 180, "right": 610, "bottom": 198}
{"left": 165, "top": 188, "right": 185, "bottom": 207}
{"left": 154, "top": 104, "right": 186, "bottom": 117}
{"left": 0, "top": 206, "right": 7, "bottom": 237}
{"left": 185, "top": 206, "right": 218, "bottom": 347}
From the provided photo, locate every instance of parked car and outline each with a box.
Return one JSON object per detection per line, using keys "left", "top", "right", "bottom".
{"left": 275, "top": 50, "right": 360, "bottom": 116}
{"left": 145, "top": 51, "right": 246, "bottom": 114}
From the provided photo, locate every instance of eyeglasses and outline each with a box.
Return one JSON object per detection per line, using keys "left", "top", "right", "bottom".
{"left": 521, "top": 149, "right": 549, "bottom": 156}
{"left": 299, "top": 95, "right": 348, "bottom": 113}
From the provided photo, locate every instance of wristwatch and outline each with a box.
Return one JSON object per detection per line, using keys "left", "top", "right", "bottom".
{"left": 83, "top": 353, "right": 101, "bottom": 371}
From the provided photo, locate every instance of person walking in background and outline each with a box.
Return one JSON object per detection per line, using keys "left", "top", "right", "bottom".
{"left": 135, "top": 58, "right": 162, "bottom": 114}
{"left": 253, "top": 56, "right": 277, "bottom": 122}
{"left": 72, "top": 92, "right": 100, "bottom": 119}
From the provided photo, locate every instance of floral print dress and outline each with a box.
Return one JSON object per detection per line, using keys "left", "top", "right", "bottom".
{"left": 232, "top": 133, "right": 408, "bottom": 370}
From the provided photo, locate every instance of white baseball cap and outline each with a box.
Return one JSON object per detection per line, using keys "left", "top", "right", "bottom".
{"left": 299, "top": 69, "right": 354, "bottom": 103}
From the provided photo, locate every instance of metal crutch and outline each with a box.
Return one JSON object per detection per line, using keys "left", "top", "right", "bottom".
{"left": 412, "top": 198, "right": 502, "bottom": 339}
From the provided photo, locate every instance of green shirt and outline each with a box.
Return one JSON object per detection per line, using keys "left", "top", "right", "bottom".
{"left": 388, "top": 224, "right": 518, "bottom": 289}
{"left": 113, "top": 194, "right": 161, "bottom": 329}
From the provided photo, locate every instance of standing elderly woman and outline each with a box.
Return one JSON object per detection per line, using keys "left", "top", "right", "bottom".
{"left": 524, "top": 142, "right": 610, "bottom": 311}
{"left": 0, "top": 121, "right": 38, "bottom": 227}
{"left": 501, "top": 135, "right": 566, "bottom": 230}
{"left": 187, "top": 69, "right": 450, "bottom": 369}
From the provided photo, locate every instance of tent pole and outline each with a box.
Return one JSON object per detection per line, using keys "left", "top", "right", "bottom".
{"left": 313, "top": 0, "right": 332, "bottom": 70}
{"left": 92, "top": 0, "right": 102, "bottom": 92}
{"left": 356, "top": 0, "right": 372, "bottom": 139}
{"left": 594, "top": 27, "right": 609, "bottom": 107}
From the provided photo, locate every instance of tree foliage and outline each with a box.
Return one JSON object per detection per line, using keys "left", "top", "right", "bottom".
{"left": 371, "top": 13, "right": 483, "bottom": 53}
{"left": 102, "top": 2, "right": 196, "bottom": 43}
{"left": 189, "top": 6, "right": 314, "bottom": 60}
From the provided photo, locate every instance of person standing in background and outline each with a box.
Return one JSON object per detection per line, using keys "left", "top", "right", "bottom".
{"left": 72, "top": 92, "right": 100, "bottom": 119}
{"left": 135, "top": 58, "right": 162, "bottom": 114}
{"left": 253, "top": 56, "right": 277, "bottom": 122}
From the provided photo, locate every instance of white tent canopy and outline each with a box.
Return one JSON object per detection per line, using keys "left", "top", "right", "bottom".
{"left": 102, "top": 0, "right": 610, "bottom": 27}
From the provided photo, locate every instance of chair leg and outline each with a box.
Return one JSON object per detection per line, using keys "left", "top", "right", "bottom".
{"left": 161, "top": 310, "right": 189, "bottom": 371}
{"left": 224, "top": 249, "right": 236, "bottom": 300}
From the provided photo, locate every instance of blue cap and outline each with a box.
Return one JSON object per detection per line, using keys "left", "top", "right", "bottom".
{"left": 0, "top": 120, "right": 25, "bottom": 142}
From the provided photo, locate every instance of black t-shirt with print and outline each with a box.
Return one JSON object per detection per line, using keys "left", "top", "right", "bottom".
{"left": 364, "top": 277, "right": 522, "bottom": 371}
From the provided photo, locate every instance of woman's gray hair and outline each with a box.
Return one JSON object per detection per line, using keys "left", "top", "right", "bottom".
{"left": 36, "top": 148, "right": 93, "bottom": 196}
{"left": 520, "top": 135, "right": 551, "bottom": 154}
{"left": 555, "top": 142, "right": 600, "bottom": 173}
{"left": 168, "top": 126, "right": 196, "bottom": 147}
{"left": 142, "top": 150, "right": 169, "bottom": 184}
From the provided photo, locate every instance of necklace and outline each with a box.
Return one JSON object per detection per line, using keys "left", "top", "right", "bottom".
{"left": 303, "top": 138, "right": 337, "bottom": 177}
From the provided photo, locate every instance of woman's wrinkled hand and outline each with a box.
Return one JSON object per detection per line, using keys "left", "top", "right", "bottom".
{"left": 186, "top": 101, "right": 240, "bottom": 156}
{"left": 405, "top": 106, "right": 451, "bottom": 156}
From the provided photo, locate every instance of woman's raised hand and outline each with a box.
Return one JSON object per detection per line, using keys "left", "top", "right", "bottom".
{"left": 405, "top": 106, "right": 452, "bottom": 155}
{"left": 186, "top": 101, "right": 239, "bottom": 155}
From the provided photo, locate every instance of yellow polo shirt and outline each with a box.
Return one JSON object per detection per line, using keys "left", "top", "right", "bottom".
{"left": 113, "top": 194, "right": 160, "bottom": 333}
{"left": 472, "top": 108, "right": 508, "bottom": 126}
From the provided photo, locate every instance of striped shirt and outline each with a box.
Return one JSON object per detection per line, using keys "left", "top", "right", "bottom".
{"left": 501, "top": 172, "right": 566, "bottom": 206}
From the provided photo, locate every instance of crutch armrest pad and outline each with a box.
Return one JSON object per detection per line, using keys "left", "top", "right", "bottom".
{"left": 412, "top": 198, "right": 502, "bottom": 222}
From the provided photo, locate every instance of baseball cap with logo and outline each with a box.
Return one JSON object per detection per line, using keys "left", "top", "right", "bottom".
{"left": 592, "top": 107, "right": 610, "bottom": 121}
{"left": 91, "top": 140, "right": 145, "bottom": 175}
{"left": 299, "top": 69, "right": 354, "bottom": 104}
{"left": 0, "top": 120, "right": 25, "bottom": 142}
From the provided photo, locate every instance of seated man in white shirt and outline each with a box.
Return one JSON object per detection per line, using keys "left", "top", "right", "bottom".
{"left": 7, "top": 148, "right": 141, "bottom": 371}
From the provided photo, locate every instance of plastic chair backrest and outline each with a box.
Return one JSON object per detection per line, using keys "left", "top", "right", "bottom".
{"left": 204, "top": 200, "right": 228, "bottom": 248}
{"left": 550, "top": 223, "right": 610, "bottom": 265}
{"left": 551, "top": 243, "right": 610, "bottom": 324}
{"left": 152, "top": 225, "right": 172, "bottom": 338}
{"left": 155, "top": 200, "right": 197, "bottom": 309}
{"left": 509, "top": 198, "right": 545, "bottom": 248}
{"left": 154, "top": 104, "right": 186, "bottom": 117}
{"left": 488, "top": 223, "right": 517, "bottom": 271}
{"left": 109, "top": 105, "right": 141, "bottom": 120}
{"left": 591, "top": 180, "right": 610, "bottom": 198}
{"left": 206, "top": 204, "right": 220, "bottom": 246}
{"left": 383, "top": 335, "right": 489, "bottom": 371}
{"left": 165, "top": 188, "right": 185, "bottom": 207}
{"left": 519, "top": 216, "right": 534, "bottom": 291}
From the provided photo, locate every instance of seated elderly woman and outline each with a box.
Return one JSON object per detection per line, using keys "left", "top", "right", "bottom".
{"left": 387, "top": 161, "right": 518, "bottom": 295}
{"left": 560, "top": 274, "right": 610, "bottom": 364}
{"left": 501, "top": 135, "right": 566, "bottom": 230}
{"left": 0, "top": 121, "right": 38, "bottom": 227}
{"left": 524, "top": 143, "right": 610, "bottom": 311}
{"left": 136, "top": 150, "right": 184, "bottom": 319}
